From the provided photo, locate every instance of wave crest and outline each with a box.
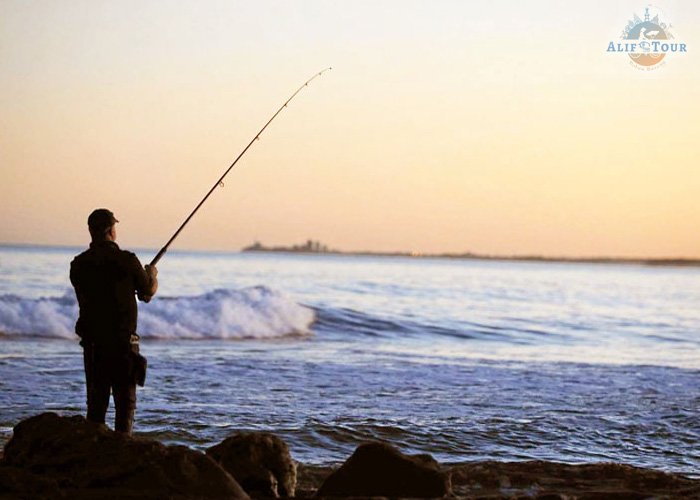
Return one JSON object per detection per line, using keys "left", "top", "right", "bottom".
{"left": 140, "top": 287, "right": 314, "bottom": 339}
{"left": 0, "top": 287, "right": 315, "bottom": 340}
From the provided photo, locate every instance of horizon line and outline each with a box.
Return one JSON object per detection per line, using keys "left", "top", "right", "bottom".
{"left": 1, "top": 241, "right": 699, "bottom": 265}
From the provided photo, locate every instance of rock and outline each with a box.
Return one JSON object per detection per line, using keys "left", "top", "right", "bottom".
{"left": 0, "top": 464, "right": 63, "bottom": 499}
{"left": 316, "top": 441, "right": 451, "bottom": 498}
{"left": 1, "top": 412, "right": 249, "bottom": 499}
{"left": 207, "top": 431, "right": 297, "bottom": 497}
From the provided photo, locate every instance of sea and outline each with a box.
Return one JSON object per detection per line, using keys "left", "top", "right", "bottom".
{"left": 0, "top": 245, "right": 698, "bottom": 477}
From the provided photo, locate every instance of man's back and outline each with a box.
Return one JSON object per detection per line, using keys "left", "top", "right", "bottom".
{"left": 70, "top": 240, "right": 152, "bottom": 349}
{"left": 71, "top": 208, "right": 158, "bottom": 434}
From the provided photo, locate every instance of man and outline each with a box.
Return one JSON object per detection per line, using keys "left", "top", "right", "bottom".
{"left": 70, "top": 208, "right": 158, "bottom": 434}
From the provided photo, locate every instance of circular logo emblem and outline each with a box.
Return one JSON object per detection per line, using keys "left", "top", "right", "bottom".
{"left": 625, "top": 18, "right": 668, "bottom": 67}
{"left": 607, "top": 6, "right": 687, "bottom": 71}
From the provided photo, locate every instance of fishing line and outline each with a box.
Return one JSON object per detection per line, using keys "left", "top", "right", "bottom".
{"left": 150, "top": 67, "right": 332, "bottom": 266}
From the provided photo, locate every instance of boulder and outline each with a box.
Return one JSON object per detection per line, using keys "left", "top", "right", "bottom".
{"left": 316, "top": 442, "right": 451, "bottom": 498}
{"left": 0, "top": 464, "right": 63, "bottom": 499}
{"left": 207, "top": 432, "right": 296, "bottom": 497}
{"left": 1, "top": 412, "right": 249, "bottom": 499}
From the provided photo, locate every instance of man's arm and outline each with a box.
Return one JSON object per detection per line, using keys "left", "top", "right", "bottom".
{"left": 131, "top": 255, "right": 158, "bottom": 303}
{"left": 138, "top": 264, "right": 158, "bottom": 302}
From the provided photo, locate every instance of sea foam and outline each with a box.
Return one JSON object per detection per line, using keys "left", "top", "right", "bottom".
{"left": 0, "top": 286, "right": 314, "bottom": 339}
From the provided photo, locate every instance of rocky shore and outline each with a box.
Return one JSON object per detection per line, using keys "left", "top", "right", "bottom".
{"left": 1, "top": 413, "right": 698, "bottom": 499}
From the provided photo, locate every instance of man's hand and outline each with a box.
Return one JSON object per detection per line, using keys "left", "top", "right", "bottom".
{"left": 138, "top": 264, "right": 158, "bottom": 303}
{"left": 145, "top": 264, "right": 158, "bottom": 279}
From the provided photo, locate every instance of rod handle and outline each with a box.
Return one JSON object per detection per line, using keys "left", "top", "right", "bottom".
{"left": 150, "top": 247, "right": 166, "bottom": 267}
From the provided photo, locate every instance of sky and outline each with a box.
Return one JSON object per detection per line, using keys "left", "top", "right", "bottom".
{"left": 1, "top": 0, "right": 699, "bottom": 258}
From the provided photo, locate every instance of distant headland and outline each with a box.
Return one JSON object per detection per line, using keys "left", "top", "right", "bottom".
{"left": 242, "top": 240, "right": 700, "bottom": 267}
{"left": 244, "top": 240, "right": 332, "bottom": 254}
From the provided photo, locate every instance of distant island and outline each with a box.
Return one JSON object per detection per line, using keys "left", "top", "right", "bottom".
{"left": 242, "top": 240, "right": 700, "bottom": 267}
{"left": 244, "top": 239, "right": 332, "bottom": 253}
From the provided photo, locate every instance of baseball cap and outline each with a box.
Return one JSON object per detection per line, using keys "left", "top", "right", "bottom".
{"left": 87, "top": 208, "right": 119, "bottom": 231}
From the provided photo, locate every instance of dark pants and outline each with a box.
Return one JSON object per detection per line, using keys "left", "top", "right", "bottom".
{"left": 83, "top": 342, "right": 136, "bottom": 434}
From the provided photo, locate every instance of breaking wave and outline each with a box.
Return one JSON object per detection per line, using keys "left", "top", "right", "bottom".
{"left": 0, "top": 287, "right": 315, "bottom": 340}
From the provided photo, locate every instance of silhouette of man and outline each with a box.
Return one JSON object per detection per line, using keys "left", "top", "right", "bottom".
{"left": 70, "top": 209, "right": 158, "bottom": 434}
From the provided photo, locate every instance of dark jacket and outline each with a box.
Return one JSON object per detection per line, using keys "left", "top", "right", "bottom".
{"left": 70, "top": 241, "right": 155, "bottom": 350}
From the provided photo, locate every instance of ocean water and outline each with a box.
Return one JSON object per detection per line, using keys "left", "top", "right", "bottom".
{"left": 0, "top": 245, "right": 698, "bottom": 476}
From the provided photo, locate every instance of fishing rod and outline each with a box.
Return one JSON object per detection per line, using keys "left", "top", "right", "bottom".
{"left": 149, "top": 67, "right": 332, "bottom": 267}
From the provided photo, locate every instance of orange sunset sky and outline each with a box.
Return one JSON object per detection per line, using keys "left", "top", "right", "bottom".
{"left": 1, "top": 1, "right": 699, "bottom": 258}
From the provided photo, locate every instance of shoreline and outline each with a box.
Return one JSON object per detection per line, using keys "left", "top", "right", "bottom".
{"left": 296, "top": 460, "right": 700, "bottom": 498}
{"left": 2, "top": 413, "right": 699, "bottom": 498}
{"left": 243, "top": 247, "right": 700, "bottom": 267}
